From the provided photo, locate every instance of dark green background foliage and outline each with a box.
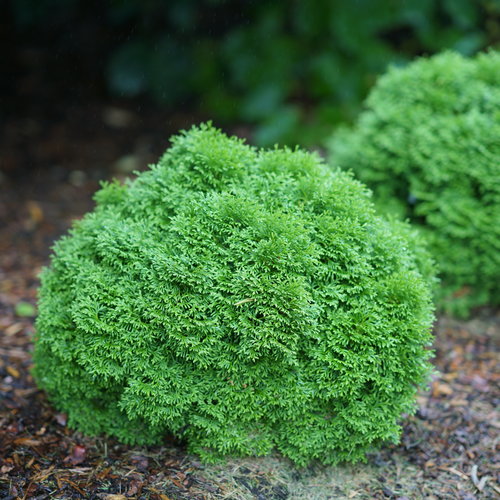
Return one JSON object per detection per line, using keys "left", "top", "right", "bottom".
{"left": 328, "top": 51, "right": 500, "bottom": 317}
{"left": 35, "top": 124, "right": 435, "bottom": 465}
{"left": 9, "top": 0, "right": 500, "bottom": 145}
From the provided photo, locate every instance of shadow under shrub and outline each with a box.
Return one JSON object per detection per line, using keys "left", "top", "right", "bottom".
{"left": 328, "top": 51, "right": 500, "bottom": 317}
{"left": 34, "top": 124, "right": 434, "bottom": 466}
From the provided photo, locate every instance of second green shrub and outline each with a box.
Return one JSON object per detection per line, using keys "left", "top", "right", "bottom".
{"left": 329, "top": 51, "right": 500, "bottom": 316}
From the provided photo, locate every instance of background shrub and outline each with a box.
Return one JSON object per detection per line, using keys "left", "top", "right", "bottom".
{"left": 328, "top": 51, "right": 500, "bottom": 316}
{"left": 7, "top": 0, "right": 500, "bottom": 145}
{"left": 34, "top": 124, "right": 435, "bottom": 465}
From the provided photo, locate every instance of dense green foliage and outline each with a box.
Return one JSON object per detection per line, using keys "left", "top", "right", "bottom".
{"left": 9, "top": 0, "right": 500, "bottom": 145}
{"left": 35, "top": 124, "right": 435, "bottom": 465}
{"left": 328, "top": 51, "right": 500, "bottom": 316}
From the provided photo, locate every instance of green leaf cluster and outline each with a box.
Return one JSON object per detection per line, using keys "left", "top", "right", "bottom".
{"left": 328, "top": 51, "right": 500, "bottom": 317}
{"left": 34, "top": 124, "right": 435, "bottom": 465}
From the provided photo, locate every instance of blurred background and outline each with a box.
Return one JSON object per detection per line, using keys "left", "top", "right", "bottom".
{"left": 1, "top": 0, "right": 499, "bottom": 241}
{"left": 4, "top": 0, "right": 500, "bottom": 153}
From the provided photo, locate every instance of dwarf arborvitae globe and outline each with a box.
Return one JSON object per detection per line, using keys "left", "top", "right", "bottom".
{"left": 34, "top": 124, "right": 434, "bottom": 465}
{"left": 328, "top": 51, "right": 500, "bottom": 316}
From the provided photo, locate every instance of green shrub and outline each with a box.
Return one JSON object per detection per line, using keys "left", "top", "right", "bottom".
{"left": 34, "top": 124, "right": 435, "bottom": 465}
{"left": 328, "top": 51, "right": 500, "bottom": 317}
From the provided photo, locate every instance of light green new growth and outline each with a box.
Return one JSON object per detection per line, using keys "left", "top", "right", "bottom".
{"left": 34, "top": 124, "right": 435, "bottom": 465}
{"left": 328, "top": 51, "right": 500, "bottom": 316}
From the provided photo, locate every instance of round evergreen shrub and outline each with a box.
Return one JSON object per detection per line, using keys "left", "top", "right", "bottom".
{"left": 328, "top": 51, "right": 500, "bottom": 316}
{"left": 34, "top": 124, "right": 435, "bottom": 465}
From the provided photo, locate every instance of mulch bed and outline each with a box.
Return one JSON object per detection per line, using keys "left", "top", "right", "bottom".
{"left": 1, "top": 100, "right": 499, "bottom": 499}
{"left": 373, "top": 315, "right": 500, "bottom": 499}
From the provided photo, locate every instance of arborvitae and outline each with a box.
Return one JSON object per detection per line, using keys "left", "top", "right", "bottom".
{"left": 34, "top": 124, "right": 435, "bottom": 465}
{"left": 328, "top": 51, "right": 500, "bottom": 317}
